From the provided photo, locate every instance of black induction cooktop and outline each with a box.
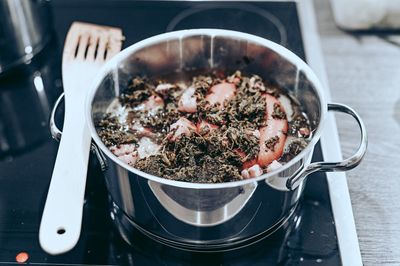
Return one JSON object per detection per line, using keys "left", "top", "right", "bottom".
{"left": 0, "top": 1, "right": 341, "bottom": 265}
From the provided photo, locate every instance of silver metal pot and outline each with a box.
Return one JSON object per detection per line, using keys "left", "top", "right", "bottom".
{"left": 0, "top": 0, "right": 52, "bottom": 74}
{"left": 82, "top": 29, "right": 367, "bottom": 250}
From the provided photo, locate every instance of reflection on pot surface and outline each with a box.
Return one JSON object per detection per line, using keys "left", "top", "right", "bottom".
{"left": 107, "top": 180, "right": 340, "bottom": 265}
{"left": 148, "top": 181, "right": 258, "bottom": 227}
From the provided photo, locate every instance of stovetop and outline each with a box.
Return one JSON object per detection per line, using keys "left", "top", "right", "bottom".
{"left": 0, "top": 1, "right": 342, "bottom": 265}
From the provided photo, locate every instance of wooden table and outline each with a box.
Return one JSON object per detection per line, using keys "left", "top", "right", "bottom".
{"left": 314, "top": 1, "right": 400, "bottom": 265}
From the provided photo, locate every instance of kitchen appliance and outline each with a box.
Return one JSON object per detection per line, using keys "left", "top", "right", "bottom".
{"left": 0, "top": 0, "right": 52, "bottom": 74}
{"left": 0, "top": 1, "right": 363, "bottom": 265}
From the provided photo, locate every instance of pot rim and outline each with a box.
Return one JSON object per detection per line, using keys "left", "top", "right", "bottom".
{"left": 85, "top": 28, "right": 327, "bottom": 189}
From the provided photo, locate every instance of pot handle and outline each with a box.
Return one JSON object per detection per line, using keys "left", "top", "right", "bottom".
{"left": 49, "top": 92, "right": 64, "bottom": 142}
{"left": 287, "top": 103, "right": 368, "bottom": 190}
{"left": 49, "top": 93, "right": 108, "bottom": 171}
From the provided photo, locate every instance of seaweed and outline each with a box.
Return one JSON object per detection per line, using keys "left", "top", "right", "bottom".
{"left": 96, "top": 70, "right": 311, "bottom": 183}
{"left": 135, "top": 133, "right": 243, "bottom": 183}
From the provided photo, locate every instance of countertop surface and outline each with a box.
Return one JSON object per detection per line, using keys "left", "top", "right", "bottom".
{"left": 315, "top": 1, "right": 400, "bottom": 265}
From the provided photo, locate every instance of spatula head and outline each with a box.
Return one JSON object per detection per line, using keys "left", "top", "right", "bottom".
{"left": 63, "top": 22, "right": 124, "bottom": 63}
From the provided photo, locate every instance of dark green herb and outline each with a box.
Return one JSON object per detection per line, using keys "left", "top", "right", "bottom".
{"left": 138, "top": 109, "right": 180, "bottom": 133}
{"left": 288, "top": 114, "right": 311, "bottom": 137}
{"left": 96, "top": 70, "right": 311, "bottom": 183}
{"left": 265, "top": 136, "right": 279, "bottom": 151}
{"left": 135, "top": 133, "right": 243, "bottom": 183}
{"left": 280, "top": 139, "right": 308, "bottom": 162}
{"left": 97, "top": 115, "right": 138, "bottom": 146}
{"left": 272, "top": 103, "right": 287, "bottom": 120}
{"left": 120, "top": 77, "right": 155, "bottom": 107}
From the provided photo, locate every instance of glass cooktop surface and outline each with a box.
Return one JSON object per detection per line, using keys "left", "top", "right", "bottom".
{"left": 0, "top": 1, "right": 341, "bottom": 265}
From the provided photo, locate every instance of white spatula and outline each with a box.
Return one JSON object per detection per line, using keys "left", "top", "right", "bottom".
{"left": 39, "top": 22, "right": 123, "bottom": 255}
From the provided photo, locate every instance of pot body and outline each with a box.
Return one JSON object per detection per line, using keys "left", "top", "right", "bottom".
{"left": 105, "top": 151, "right": 311, "bottom": 249}
{"left": 87, "top": 29, "right": 328, "bottom": 249}
{"left": 0, "top": 0, "right": 52, "bottom": 74}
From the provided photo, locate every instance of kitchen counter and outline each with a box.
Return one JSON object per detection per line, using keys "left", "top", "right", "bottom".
{"left": 315, "top": 1, "right": 400, "bottom": 265}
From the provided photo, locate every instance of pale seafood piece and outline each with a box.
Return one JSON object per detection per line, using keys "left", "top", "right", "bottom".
{"left": 110, "top": 143, "right": 136, "bottom": 157}
{"left": 253, "top": 129, "right": 260, "bottom": 139}
{"left": 248, "top": 164, "right": 263, "bottom": 177}
{"left": 106, "top": 99, "right": 132, "bottom": 124}
{"left": 109, "top": 138, "right": 159, "bottom": 165}
{"left": 168, "top": 117, "right": 197, "bottom": 141}
{"left": 118, "top": 152, "right": 138, "bottom": 166}
{"left": 134, "top": 95, "right": 164, "bottom": 115}
{"left": 241, "top": 169, "right": 250, "bottom": 179}
{"left": 266, "top": 160, "right": 283, "bottom": 172}
{"left": 137, "top": 137, "right": 160, "bottom": 159}
{"left": 144, "top": 95, "right": 164, "bottom": 113}
{"left": 249, "top": 76, "right": 266, "bottom": 91}
{"left": 299, "top": 127, "right": 310, "bottom": 137}
{"left": 130, "top": 122, "right": 153, "bottom": 137}
{"left": 155, "top": 83, "right": 174, "bottom": 95}
{"left": 178, "top": 86, "right": 197, "bottom": 113}
{"left": 241, "top": 164, "right": 263, "bottom": 179}
{"left": 278, "top": 94, "right": 294, "bottom": 122}
{"left": 258, "top": 94, "right": 288, "bottom": 167}
{"left": 110, "top": 144, "right": 138, "bottom": 166}
{"left": 205, "top": 82, "right": 236, "bottom": 108}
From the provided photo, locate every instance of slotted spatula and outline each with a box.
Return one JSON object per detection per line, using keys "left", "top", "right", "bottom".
{"left": 39, "top": 22, "right": 124, "bottom": 255}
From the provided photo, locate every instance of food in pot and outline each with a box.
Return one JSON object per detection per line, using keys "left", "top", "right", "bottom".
{"left": 96, "top": 71, "right": 311, "bottom": 183}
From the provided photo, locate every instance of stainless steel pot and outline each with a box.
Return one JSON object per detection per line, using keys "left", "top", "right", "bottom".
{"left": 0, "top": 0, "right": 52, "bottom": 74}
{"left": 81, "top": 29, "right": 367, "bottom": 250}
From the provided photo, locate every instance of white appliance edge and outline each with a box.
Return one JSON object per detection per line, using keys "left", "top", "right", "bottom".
{"left": 298, "top": 1, "right": 363, "bottom": 265}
